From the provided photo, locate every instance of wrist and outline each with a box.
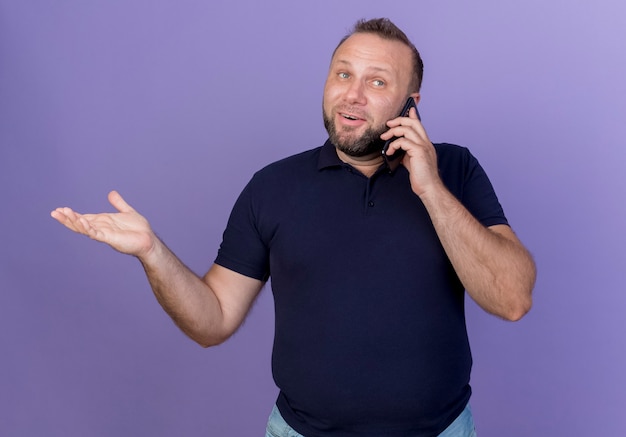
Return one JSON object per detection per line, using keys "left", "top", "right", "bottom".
{"left": 412, "top": 177, "right": 446, "bottom": 201}
{"left": 137, "top": 232, "right": 165, "bottom": 266}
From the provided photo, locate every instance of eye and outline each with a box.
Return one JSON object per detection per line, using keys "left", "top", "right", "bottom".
{"left": 372, "top": 79, "right": 385, "bottom": 87}
{"left": 338, "top": 72, "right": 350, "bottom": 79}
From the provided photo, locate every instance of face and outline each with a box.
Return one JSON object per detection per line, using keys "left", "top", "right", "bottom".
{"left": 323, "top": 33, "right": 417, "bottom": 157}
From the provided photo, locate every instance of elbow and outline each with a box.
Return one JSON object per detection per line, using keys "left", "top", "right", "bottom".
{"left": 184, "top": 316, "right": 238, "bottom": 348}
{"left": 501, "top": 290, "right": 533, "bottom": 322}
{"left": 500, "top": 264, "right": 536, "bottom": 322}
{"left": 190, "top": 328, "right": 232, "bottom": 349}
{"left": 196, "top": 333, "right": 230, "bottom": 348}
{"left": 197, "top": 339, "right": 219, "bottom": 349}
{"left": 503, "top": 300, "right": 531, "bottom": 322}
{"left": 181, "top": 329, "right": 230, "bottom": 349}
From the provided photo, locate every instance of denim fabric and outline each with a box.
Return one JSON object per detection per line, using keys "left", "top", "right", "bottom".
{"left": 265, "top": 404, "right": 305, "bottom": 437}
{"left": 265, "top": 403, "right": 477, "bottom": 437}
{"left": 438, "top": 404, "right": 477, "bottom": 437}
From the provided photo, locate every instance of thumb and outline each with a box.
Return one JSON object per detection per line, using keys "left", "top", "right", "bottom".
{"left": 108, "top": 190, "right": 136, "bottom": 213}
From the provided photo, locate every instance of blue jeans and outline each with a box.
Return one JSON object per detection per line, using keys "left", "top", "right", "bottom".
{"left": 265, "top": 403, "right": 477, "bottom": 437}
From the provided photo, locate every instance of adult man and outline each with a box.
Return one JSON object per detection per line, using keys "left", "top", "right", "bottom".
{"left": 51, "top": 18, "right": 535, "bottom": 437}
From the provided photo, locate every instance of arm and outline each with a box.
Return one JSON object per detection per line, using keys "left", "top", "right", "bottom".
{"left": 417, "top": 187, "right": 535, "bottom": 321}
{"left": 382, "top": 108, "right": 536, "bottom": 321}
{"left": 51, "top": 190, "right": 264, "bottom": 346}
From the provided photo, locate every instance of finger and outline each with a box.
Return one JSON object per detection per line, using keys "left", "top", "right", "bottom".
{"left": 407, "top": 108, "right": 429, "bottom": 140}
{"left": 380, "top": 123, "right": 409, "bottom": 141}
{"left": 51, "top": 207, "right": 114, "bottom": 243}
{"left": 387, "top": 117, "right": 430, "bottom": 146}
{"left": 78, "top": 216, "right": 106, "bottom": 241}
{"left": 108, "top": 190, "right": 135, "bottom": 214}
{"left": 383, "top": 137, "right": 410, "bottom": 156}
{"left": 51, "top": 207, "right": 75, "bottom": 219}
{"left": 50, "top": 209, "right": 66, "bottom": 222}
{"left": 380, "top": 125, "right": 421, "bottom": 145}
{"left": 408, "top": 107, "right": 420, "bottom": 120}
{"left": 388, "top": 108, "right": 421, "bottom": 126}
{"left": 51, "top": 208, "right": 82, "bottom": 232}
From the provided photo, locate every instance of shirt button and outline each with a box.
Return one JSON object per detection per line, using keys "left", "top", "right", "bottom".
{"left": 368, "top": 201, "right": 375, "bottom": 207}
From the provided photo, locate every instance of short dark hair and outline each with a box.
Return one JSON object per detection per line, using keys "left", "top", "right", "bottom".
{"left": 333, "top": 18, "right": 424, "bottom": 92}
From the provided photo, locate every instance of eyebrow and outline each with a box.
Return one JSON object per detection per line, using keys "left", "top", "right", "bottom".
{"left": 333, "top": 59, "right": 392, "bottom": 75}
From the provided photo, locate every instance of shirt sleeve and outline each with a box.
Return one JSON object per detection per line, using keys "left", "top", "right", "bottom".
{"left": 437, "top": 144, "right": 509, "bottom": 228}
{"left": 214, "top": 177, "right": 271, "bottom": 281}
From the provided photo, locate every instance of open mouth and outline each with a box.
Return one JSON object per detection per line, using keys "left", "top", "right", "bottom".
{"left": 340, "top": 113, "right": 364, "bottom": 121}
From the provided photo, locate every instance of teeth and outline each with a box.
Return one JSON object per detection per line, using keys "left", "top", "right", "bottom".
{"left": 343, "top": 114, "right": 358, "bottom": 120}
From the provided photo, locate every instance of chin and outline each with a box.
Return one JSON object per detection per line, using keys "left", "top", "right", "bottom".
{"left": 335, "top": 137, "right": 385, "bottom": 157}
{"left": 324, "top": 111, "right": 385, "bottom": 156}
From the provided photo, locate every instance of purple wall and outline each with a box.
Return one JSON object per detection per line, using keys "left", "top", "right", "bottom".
{"left": 2, "top": 1, "right": 625, "bottom": 435}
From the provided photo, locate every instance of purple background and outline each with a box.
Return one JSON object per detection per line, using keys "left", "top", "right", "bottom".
{"left": 1, "top": 1, "right": 625, "bottom": 435}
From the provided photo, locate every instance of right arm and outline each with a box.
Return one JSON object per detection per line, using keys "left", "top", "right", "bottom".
{"left": 51, "top": 190, "right": 264, "bottom": 347}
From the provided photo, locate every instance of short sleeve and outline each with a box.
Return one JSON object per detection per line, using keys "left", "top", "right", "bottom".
{"left": 214, "top": 178, "right": 270, "bottom": 281}
{"left": 437, "top": 144, "right": 509, "bottom": 228}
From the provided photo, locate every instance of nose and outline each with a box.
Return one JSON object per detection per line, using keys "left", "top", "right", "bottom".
{"left": 344, "top": 79, "right": 366, "bottom": 105}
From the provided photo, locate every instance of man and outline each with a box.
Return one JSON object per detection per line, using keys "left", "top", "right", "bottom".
{"left": 51, "top": 18, "right": 535, "bottom": 437}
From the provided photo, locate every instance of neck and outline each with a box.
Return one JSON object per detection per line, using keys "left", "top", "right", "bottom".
{"left": 335, "top": 149, "right": 384, "bottom": 178}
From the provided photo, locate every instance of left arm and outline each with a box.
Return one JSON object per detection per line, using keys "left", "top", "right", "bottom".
{"left": 382, "top": 107, "right": 536, "bottom": 321}
{"left": 418, "top": 185, "right": 535, "bottom": 321}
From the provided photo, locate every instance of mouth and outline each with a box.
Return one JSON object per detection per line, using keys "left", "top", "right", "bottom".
{"left": 337, "top": 109, "right": 369, "bottom": 127}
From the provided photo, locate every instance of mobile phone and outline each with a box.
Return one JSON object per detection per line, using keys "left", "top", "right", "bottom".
{"left": 382, "top": 97, "right": 421, "bottom": 171}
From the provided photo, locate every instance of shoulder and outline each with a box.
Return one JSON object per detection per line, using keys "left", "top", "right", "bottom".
{"left": 433, "top": 142, "right": 495, "bottom": 197}
{"left": 253, "top": 147, "right": 322, "bottom": 180}
{"left": 434, "top": 142, "right": 473, "bottom": 163}
{"left": 433, "top": 142, "right": 483, "bottom": 177}
{"left": 239, "top": 146, "right": 323, "bottom": 202}
{"left": 433, "top": 142, "right": 507, "bottom": 225}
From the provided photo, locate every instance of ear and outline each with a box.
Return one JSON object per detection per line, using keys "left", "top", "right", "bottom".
{"left": 410, "top": 93, "right": 421, "bottom": 105}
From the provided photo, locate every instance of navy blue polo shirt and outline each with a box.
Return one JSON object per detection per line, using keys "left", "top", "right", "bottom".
{"left": 215, "top": 140, "right": 508, "bottom": 436}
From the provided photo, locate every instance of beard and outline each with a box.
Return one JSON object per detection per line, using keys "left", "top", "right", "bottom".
{"left": 323, "top": 99, "right": 408, "bottom": 158}
{"left": 323, "top": 109, "right": 388, "bottom": 158}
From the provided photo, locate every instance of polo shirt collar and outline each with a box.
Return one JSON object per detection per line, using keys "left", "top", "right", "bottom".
{"left": 317, "top": 139, "right": 344, "bottom": 170}
{"left": 317, "top": 139, "right": 399, "bottom": 174}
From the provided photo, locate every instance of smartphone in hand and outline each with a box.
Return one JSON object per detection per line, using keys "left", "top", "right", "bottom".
{"left": 382, "top": 97, "right": 421, "bottom": 171}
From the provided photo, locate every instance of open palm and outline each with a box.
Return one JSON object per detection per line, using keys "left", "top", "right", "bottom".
{"left": 50, "top": 190, "right": 155, "bottom": 257}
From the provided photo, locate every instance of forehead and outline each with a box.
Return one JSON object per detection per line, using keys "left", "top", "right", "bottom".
{"left": 331, "top": 33, "right": 413, "bottom": 76}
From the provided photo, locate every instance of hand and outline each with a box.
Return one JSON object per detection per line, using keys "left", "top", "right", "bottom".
{"left": 50, "top": 190, "right": 156, "bottom": 258}
{"left": 380, "top": 107, "right": 444, "bottom": 197}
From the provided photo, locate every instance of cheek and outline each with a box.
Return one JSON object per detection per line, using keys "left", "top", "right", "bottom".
{"left": 373, "top": 96, "right": 400, "bottom": 123}
{"left": 322, "top": 87, "right": 345, "bottom": 118}
{"left": 323, "top": 82, "right": 342, "bottom": 105}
